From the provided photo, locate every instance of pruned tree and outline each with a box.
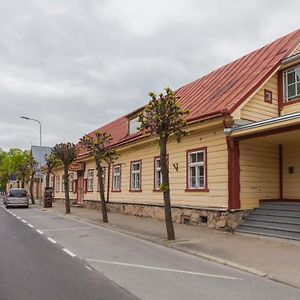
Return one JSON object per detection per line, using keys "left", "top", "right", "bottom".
{"left": 52, "top": 143, "right": 77, "bottom": 214}
{"left": 79, "top": 132, "right": 118, "bottom": 223}
{"left": 44, "top": 153, "right": 59, "bottom": 188}
{"left": 29, "top": 153, "right": 38, "bottom": 204}
{"left": 138, "top": 87, "right": 189, "bottom": 240}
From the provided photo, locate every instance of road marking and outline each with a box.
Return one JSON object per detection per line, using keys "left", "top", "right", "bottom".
{"left": 62, "top": 248, "right": 76, "bottom": 257}
{"left": 85, "top": 259, "right": 242, "bottom": 280}
{"left": 85, "top": 265, "right": 92, "bottom": 271}
{"left": 47, "top": 237, "right": 57, "bottom": 244}
{"left": 22, "top": 220, "right": 27, "bottom": 223}
{"left": 12, "top": 214, "right": 16, "bottom": 216}
{"left": 41, "top": 227, "right": 92, "bottom": 232}
{"left": 28, "top": 224, "right": 34, "bottom": 228}
{"left": 36, "top": 229, "right": 43, "bottom": 234}
{"left": 17, "top": 216, "right": 21, "bottom": 219}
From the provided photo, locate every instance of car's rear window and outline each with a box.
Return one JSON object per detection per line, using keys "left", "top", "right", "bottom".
{"left": 9, "top": 190, "right": 27, "bottom": 197}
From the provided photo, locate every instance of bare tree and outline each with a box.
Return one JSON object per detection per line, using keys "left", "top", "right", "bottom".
{"left": 44, "top": 153, "right": 59, "bottom": 188}
{"left": 52, "top": 143, "right": 77, "bottom": 214}
{"left": 138, "top": 87, "right": 188, "bottom": 240}
{"left": 79, "top": 132, "right": 118, "bottom": 223}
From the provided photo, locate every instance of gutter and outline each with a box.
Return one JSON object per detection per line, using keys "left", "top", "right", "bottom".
{"left": 281, "top": 52, "right": 300, "bottom": 65}
{"left": 224, "top": 111, "right": 300, "bottom": 136}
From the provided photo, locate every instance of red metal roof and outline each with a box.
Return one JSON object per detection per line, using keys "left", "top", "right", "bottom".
{"left": 77, "top": 29, "right": 300, "bottom": 156}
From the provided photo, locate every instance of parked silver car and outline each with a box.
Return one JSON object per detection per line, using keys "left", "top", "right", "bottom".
{"left": 4, "top": 188, "right": 29, "bottom": 208}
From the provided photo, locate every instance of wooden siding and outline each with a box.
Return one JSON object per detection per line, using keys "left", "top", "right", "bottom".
{"left": 239, "top": 74, "right": 279, "bottom": 121}
{"left": 282, "top": 102, "right": 300, "bottom": 115}
{"left": 282, "top": 143, "right": 300, "bottom": 199}
{"left": 53, "top": 125, "right": 229, "bottom": 209}
{"left": 239, "top": 140, "right": 279, "bottom": 209}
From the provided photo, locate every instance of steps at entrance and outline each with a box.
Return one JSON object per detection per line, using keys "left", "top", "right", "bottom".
{"left": 235, "top": 202, "right": 300, "bottom": 241}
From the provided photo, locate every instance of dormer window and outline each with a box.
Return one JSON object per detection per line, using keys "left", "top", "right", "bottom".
{"left": 283, "top": 65, "right": 300, "bottom": 102}
{"left": 129, "top": 117, "right": 140, "bottom": 135}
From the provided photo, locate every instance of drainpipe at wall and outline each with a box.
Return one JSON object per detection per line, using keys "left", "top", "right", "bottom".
{"left": 106, "top": 163, "right": 111, "bottom": 202}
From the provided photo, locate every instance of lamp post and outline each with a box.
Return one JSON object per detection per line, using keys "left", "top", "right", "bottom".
{"left": 21, "top": 116, "right": 42, "bottom": 146}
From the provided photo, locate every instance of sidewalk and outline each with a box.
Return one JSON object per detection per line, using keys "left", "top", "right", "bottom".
{"left": 39, "top": 201, "right": 300, "bottom": 289}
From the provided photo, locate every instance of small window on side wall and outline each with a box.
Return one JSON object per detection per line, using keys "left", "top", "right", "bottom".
{"left": 264, "top": 89, "right": 272, "bottom": 103}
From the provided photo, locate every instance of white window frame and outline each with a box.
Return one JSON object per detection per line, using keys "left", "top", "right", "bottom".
{"left": 283, "top": 64, "right": 300, "bottom": 102}
{"left": 154, "top": 157, "right": 162, "bottom": 191}
{"left": 87, "top": 170, "right": 94, "bottom": 192}
{"left": 130, "top": 161, "right": 141, "bottom": 191}
{"left": 187, "top": 149, "right": 206, "bottom": 190}
{"left": 69, "top": 173, "right": 74, "bottom": 192}
{"left": 112, "top": 165, "right": 121, "bottom": 191}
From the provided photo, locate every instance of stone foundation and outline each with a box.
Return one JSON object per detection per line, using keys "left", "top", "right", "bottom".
{"left": 84, "top": 200, "right": 252, "bottom": 231}
{"left": 54, "top": 198, "right": 251, "bottom": 231}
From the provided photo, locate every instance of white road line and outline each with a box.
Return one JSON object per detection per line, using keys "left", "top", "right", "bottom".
{"left": 62, "top": 248, "right": 76, "bottom": 257}
{"left": 28, "top": 224, "right": 34, "bottom": 228}
{"left": 41, "top": 227, "right": 92, "bottom": 232}
{"left": 85, "top": 265, "right": 92, "bottom": 271}
{"left": 22, "top": 220, "right": 27, "bottom": 223}
{"left": 12, "top": 214, "right": 16, "bottom": 216}
{"left": 85, "top": 259, "right": 242, "bottom": 280}
{"left": 17, "top": 216, "right": 21, "bottom": 219}
{"left": 47, "top": 237, "right": 57, "bottom": 244}
{"left": 36, "top": 229, "right": 43, "bottom": 234}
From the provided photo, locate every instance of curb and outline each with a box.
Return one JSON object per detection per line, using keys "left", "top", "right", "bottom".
{"left": 36, "top": 205, "right": 300, "bottom": 290}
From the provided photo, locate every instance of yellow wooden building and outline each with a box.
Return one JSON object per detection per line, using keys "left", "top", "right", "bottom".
{"left": 49, "top": 29, "right": 300, "bottom": 232}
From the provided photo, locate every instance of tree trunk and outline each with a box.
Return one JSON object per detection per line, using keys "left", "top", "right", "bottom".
{"left": 160, "top": 137, "right": 175, "bottom": 240}
{"left": 21, "top": 174, "right": 25, "bottom": 188}
{"left": 64, "top": 166, "right": 71, "bottom": 214}
{"left": 45, "top": 171, "right": 50, "bottom": 188}
{"left": 97, "top": 161, "right": 108, "bottom": 223}
{"left": 30, "top": 171, "right": 35, "bottom": 204}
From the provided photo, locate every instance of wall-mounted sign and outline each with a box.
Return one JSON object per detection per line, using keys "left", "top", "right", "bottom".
{"left": 69, "top": 162, "right": 85, "bottom": 172}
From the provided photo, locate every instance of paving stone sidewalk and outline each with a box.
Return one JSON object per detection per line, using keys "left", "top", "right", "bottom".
{"left": 39, "top": 201, "right": 300, "bottom": 289}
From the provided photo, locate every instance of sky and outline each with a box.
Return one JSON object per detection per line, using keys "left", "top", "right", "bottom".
{"left": 0, "top": 0, "right": 299, "bottom": 151}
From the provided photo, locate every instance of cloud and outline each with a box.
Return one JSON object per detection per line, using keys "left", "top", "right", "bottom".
{"left": 0, "top": 0, "right": 299, "bottom": 150}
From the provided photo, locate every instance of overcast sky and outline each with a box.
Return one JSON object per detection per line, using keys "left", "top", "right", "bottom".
{"left": 0, "top": 0, "right": 299, "bottom": 150}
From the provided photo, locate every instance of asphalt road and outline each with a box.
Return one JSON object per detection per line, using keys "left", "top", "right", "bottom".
{"left": 0, "top": 206, "right": 136, "bottom": 300}
{"left": 1, "top": 205, "right": 300, "bottom": 300}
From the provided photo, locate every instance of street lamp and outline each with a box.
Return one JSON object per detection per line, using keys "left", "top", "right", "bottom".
{"left": 21, "top": 116, "right": 42, "bottom": 146}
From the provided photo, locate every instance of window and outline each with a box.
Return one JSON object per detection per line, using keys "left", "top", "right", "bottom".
{"left": 112, "top": 165, "right": 121, "bottom": 191}
{"left": 129, "top": 117, "right": 140, "bottom": 135}
{"left": 69, "top": 173, "right": 74, "bottom": 192}
{"left": 97, "top": 168, "right": 106, "bottom": 192}
{"left": 56, "top": 175, "right": 60, "bottom": 192}
{"left": 87, "top": 170, "right": 94, "bottom": 192}
{"left": 62, "top": 177, "right": 65, "bottom": 192}
{"left": 130, "top": 161, "right": 141, "bottom": 191}
{"left": 154, "top": 157, "right": 162, "bottom": 191}
{"left": 186, "top": 148, "right": 207, "bottom": 190}
{"left": 283, "top": 65, "right": 300, "bottom": 102}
